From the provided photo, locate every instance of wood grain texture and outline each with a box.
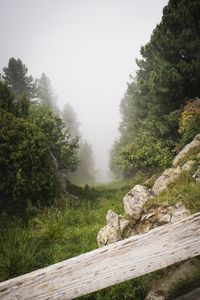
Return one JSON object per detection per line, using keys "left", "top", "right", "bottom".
{"left": 0, "top": 213, "right": 200, "bottom": 300}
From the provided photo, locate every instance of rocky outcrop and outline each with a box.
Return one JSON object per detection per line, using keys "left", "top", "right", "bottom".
{"left": 97, "top": 210, "right": 130, "bottom": 247}
{"left": 123, "top": 185, "right": 154, "bottom": 220}
{"left": 152, "top": 160, "right": 196, "bottom": 195}
{"left": 96, "top": 134, "right": 200, "bottom": 298}
{"left": 97, "top": 200, "right": 189, "bottom": 246}
{"left": 137, "top": 201, "right": 189, "bottom": 234}
{"left": 152, "top": 166, "right": 182, "bottom": 195}
{"left": 173, "top": 134, "right": 200, "bottom": 166}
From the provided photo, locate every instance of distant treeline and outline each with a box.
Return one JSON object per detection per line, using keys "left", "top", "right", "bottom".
{"left": 110, "top": 0, "right": 200, "bottom": 178}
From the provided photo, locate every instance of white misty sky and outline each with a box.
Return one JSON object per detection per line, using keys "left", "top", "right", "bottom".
{"left": 0, "top": 0, "right": 168, "bottom": 181}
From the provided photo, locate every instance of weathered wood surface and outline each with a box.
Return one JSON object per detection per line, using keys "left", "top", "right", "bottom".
{"left": 0, "top": 213, "right": 200, "bottom": 300}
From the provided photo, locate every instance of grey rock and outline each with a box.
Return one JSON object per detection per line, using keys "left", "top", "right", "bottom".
{"left": 170, "top": 202, "right": 190, "bottom": 223}
{"left": 106, "top": 210, "right": 119, "bottom": 227}
{"left": 158, "top": 213, "right": 172, "bottom": 225}
{"left": 152, "top": 167, "right": 182, "bottom": 195}
{"left": 173, "top": 134, "right": 200, "bottom": 166}
{"left": 97, "top": 224, "right": 120, "bottom": 247}
{"left": 123, "top": 185, "right": 154, "bottom": 219}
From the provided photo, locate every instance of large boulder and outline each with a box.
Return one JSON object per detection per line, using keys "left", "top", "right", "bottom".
{"left": 123, "top": 185, "right": 154, "bottom": 220}
{"left": 152, "top": 167, "right": 182, "bottom": 195}
{"left": 173, "top": 134, "right": 200, "bottom": 166}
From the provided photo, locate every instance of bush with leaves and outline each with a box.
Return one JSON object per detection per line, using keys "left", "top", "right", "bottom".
{"left": 179, "top": 99, "right": 200, "bottom": 146}
{"left": 115, "top": 132, "right": 171, "bottom": 176}
{"left": 0, "top": 109, "right": 58, "bottom": 215}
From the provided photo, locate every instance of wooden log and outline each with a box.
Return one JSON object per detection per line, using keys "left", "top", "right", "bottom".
{"left": 0, "top": 213, "right": 200, "bottom": 300}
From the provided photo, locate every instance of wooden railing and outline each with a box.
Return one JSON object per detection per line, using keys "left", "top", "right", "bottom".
{"left": 0, "top": 212, "right": 200, "bottom": 300}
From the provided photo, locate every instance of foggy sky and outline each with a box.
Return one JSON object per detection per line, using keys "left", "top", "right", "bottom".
{"left": 0, "top": 0, "right": 168, "bottom": 181}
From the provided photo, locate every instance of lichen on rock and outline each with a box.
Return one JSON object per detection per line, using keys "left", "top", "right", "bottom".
{"left": 123, "top": 184, "right": 154, "bottom": 220}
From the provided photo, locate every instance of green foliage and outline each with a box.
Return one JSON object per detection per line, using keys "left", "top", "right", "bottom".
{"left": 179, "top": 99, "right": 200, "bottom": 146}
{"left": 114, "top": 132, "right": 172, "bottom": 176}
{"left": 0, "top": 80, "right": 30, "bottom": 119}
{"left": 146, "top": 169, "right": 200, "bottom": 214}
{"left": 0, "top": 229, "right": 41, "bottom": 281}
{"left": 29, "top": 104, "right": 79, "bottom": 172}
{"left": 3, "top": 57, "right": 35, "bottom": 98}
{"left": 0, "top": 110, "right": 58, "bottom": 214}
{"left": 0, "top": 81, "right": 15, "bottom": 114}
{"left": 0, "top": 77, "right": 79, "bottom": 216}
{"left": 110, "top": 0, "right": 200, "bottom": 177}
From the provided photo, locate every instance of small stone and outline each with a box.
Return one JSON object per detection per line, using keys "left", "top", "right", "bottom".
{"left": 158, "top": 213, "right": 171, "bottom": 225}
{"left": 97, "top": 225, "right": 121, "bottom": 247}
{"left": 171, "top": 202, "right": 189, "bottom": 223}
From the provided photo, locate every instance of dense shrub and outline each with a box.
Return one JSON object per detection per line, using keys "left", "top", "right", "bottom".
{"left": 0, "top": 110, "right": 58, "bottom": 215}
{"left": 116, "top": 132, "right": 171, "bottom": 176}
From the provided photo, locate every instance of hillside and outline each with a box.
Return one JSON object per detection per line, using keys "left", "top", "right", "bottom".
{"left": 0, "top": 135, "right": 200, "bottom": 299}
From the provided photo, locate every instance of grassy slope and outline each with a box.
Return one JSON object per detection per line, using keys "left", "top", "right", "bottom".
{"left": 0, "top": 152, "right": 200, "bottom": 299}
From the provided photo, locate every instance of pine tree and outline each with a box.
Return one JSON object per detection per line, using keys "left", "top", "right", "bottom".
{"left": 110, "top": 0, "right": 200, "bottom": 177}
{"left": 3, "top": 57, "right": 35, "bottom": 98}
{"left": 62, "top": 103, "right": 80, "bottom": 139}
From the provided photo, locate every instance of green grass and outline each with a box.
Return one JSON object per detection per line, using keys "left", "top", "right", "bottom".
{"left": 145, "top": 167, "right": 200, "bottom": 213}
{"left": 0, "top": 166, "right": 199, "bottom": 299}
